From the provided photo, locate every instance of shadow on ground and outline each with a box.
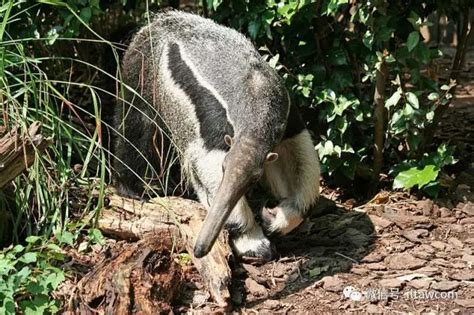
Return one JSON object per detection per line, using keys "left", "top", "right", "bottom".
{"left": 235, "top": 196, "right": 376, "bottom": 308}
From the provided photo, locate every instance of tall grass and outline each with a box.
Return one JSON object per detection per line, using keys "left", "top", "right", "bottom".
{"left": 0, "top": 1, "right": 177, "bottom": 312}
{"left": 0, "top": 1, "right": 177, "bottom": 244}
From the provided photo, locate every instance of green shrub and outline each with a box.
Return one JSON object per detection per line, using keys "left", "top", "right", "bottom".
{"left": 209, "top": 0, "right": 466, "bottom": 194}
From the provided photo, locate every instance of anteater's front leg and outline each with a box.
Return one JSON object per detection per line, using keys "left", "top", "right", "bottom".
{"left": 262, "top": 129, "right": 320, "bottom": 235}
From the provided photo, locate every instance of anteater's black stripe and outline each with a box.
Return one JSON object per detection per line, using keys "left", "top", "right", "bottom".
{"left": 167, "top": 43, "right": 234, "bottom": 151}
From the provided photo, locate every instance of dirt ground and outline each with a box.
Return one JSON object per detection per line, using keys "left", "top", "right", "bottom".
{"left": 57, "top": 53, "right": 474, "bottom": 313}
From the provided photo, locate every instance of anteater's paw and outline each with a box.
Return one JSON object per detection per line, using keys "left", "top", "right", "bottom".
{"left": 261, "top": 201, "right": 304, "bottom": 236}
{"left": 231, "top": 225, "right": 276, "bottom": 261}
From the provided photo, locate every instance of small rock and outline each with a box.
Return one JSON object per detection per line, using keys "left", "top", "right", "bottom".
{"left": 454, "top": 299, "right": 474, "bottom": 308}
{"left": 386, "top": 214, "right": 431, "bottom": 229}
{"left": 322, "top": 275, "right": 344, "bottom": 292}
{"left": 385, "top": 253, "right": 426, "bottom": 270}
{"left": 451, "top": 262, "right": 466, "bottom": 269}
{"left": 402, "top": 229, "right": 429, "bottom": 243}
{"left": 413, "top": 266, "right": 439, "bottom": 276}
{"left": 351, "top": 266, "right": 369, "bottom": 275}
{"left": 431, "top": 280, "right": 460, "bottom": 291}
{"left": 412, "top": 249, "right": 434, "bottom": 260}
{"left": 448, "top": 237, "right": 464, "bottom": 249}
{"left": 462, "top": 254, "right": 474, "bottom": 266}
{"left": 362, "top": 250, "right": 387, "bottom": 263}
{"left": 245, "top": 278, "right": 267, "bottom": 297}
{"left": 358, "top": 277, "right": 375, "bottom": 287}
{"left": 460, "top": 202, "right": 474, "bottom": 216}
{"left": 369, "top": 215, "right": 393, "bottom": 229}
{"left": 450, "top": 270, "right": 474, "bottom": 281}
{"left": 408, "top": 279, "right": 431, "bottom": 290}
{"left": 440, "top": 207, "right": 452, "bottom": 218}
{"left": 440, "top": 217, "right": 457, "bottom": 223}
{"left": 242, "top": 263, "right": 266, "bottom": 284}
{"left": 431, "top": 241, "right": 447, "bottom": 250}
{"left": 465, "top": 237, "right": 474, "bottom": 244}
{"left": 365, "top": 263, "right": 387, "bottom": 271}
{"left": 379, "top": 278, "right": 404, "bottom": 289}
{"left": 263, "top": 299, "right": 281, "bottom": 310}
{"left": 365, "top": 304, "right": 382, "bottom": 314}
{"left": 460, "top": 217, "right": 474, "bottom": 224}
{"left": 419, "top": 199, "right": 434, "bottom": 216}
{"left": 449, "top": 224, "right": 465, "bottom": 233}
{"left": 432, "top": 258, "right": 450, "bottom": 266}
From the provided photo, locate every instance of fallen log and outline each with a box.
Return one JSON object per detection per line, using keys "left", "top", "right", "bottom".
{"left": 0, "top": 122, "right": 49, "bottom": 188}
{"left": 97, "top": 194, "right": 232, "bottom": 308}
{"left": 72, "top": 235, "right": 185, "bottom": 314}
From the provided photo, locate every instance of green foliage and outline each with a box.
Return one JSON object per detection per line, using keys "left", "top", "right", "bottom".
{"left": 0, "top": 236, "right": 65, "bottom": 314}
{"left": 210, "top": 0, "right": 461, "bottom": 191}
{"left": 392, "top": 144, "right": 456, "bottom": 197}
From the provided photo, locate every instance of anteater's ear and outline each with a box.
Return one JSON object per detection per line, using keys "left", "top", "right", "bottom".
{"left": 224, "top": 135, "right": 234, "bottom": 147}
{"left": 265, "top": 152, "right": 279, "bottom": 163}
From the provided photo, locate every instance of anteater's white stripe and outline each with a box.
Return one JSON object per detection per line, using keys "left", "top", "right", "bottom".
{"left": 161, "top": 43, "right": 201, "bottom": 136}
{"left": 176, "top": 43, "right": 234, "bottom": 125}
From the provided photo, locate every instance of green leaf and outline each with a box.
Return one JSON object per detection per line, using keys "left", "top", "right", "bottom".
{"left": 403, "top": 103, "right": 414, "bottom": 116}
{"left": 89, "top": 228, "right": 105, "bottom": 246}
{"left": 248, "top": 20, "right": 260, "bottom": 40}
{"left": 407, "top": 31, "right": 420, "bottom": 52}
{"left": 406, "top": 92, "right": 419, "bottom": 109}
{"left": 393, "top": 165, "right": 439, "bottom": 190}
{"left": 25, "top": 236, "right": 42, "bottom": 244}
{"left": 56, "top": 231, "right": 74, "bottom": 246}
{"left": 79, "top": 7, "right": 91, "bottom": 23}
{"left": 44, "top": 270, "right": 65, "bottom": 290}
{"left": 385, "top": 90, "right": 401, "bottom": 108}
{"left": 19, "top": 252, "right": 37, "bottom": 264}
{"left": 427, "top": 92, "right": 439, "bottom": 101}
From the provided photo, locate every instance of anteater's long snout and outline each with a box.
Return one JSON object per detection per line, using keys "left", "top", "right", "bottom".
{"left": 193, "top": 166, "right": 250, "bottom": 258}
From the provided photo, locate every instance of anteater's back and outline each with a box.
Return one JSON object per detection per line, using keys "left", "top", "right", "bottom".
{"left": 121, "top": 11, "right": 287, "bottom": 150}
{"left": 115, "top": 11, "right": 289, "bottom": 196}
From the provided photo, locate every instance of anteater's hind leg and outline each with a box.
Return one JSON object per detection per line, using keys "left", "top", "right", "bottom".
{"left": 113, "top": 97, "right": 163, "bottom": 198}
{"left": 262, "top": 129, "right": 320, "bottom": 235}
{"left": 188, "top": 144, "right": 275, "bottom": 260}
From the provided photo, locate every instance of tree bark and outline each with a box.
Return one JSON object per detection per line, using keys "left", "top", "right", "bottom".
{"left": 97, "top": 194, "right": 232, "bottom": 308}
{"left": 0, "top": 122, "right": 49, "bottom": 189}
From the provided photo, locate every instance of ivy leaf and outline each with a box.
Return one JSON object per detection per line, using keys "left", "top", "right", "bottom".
{"left": 393, "top": 165, "right": 439, "bottom": 189}
{"left": 407, "top": 31, "right": 420, "bottom": 52}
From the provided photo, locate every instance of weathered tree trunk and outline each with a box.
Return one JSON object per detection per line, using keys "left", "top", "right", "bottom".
{"left": 96, "top": 194, "right": 232, "bottom": 309}
{"left": 0, "top": 122, "right": 49, "bottom": 188}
